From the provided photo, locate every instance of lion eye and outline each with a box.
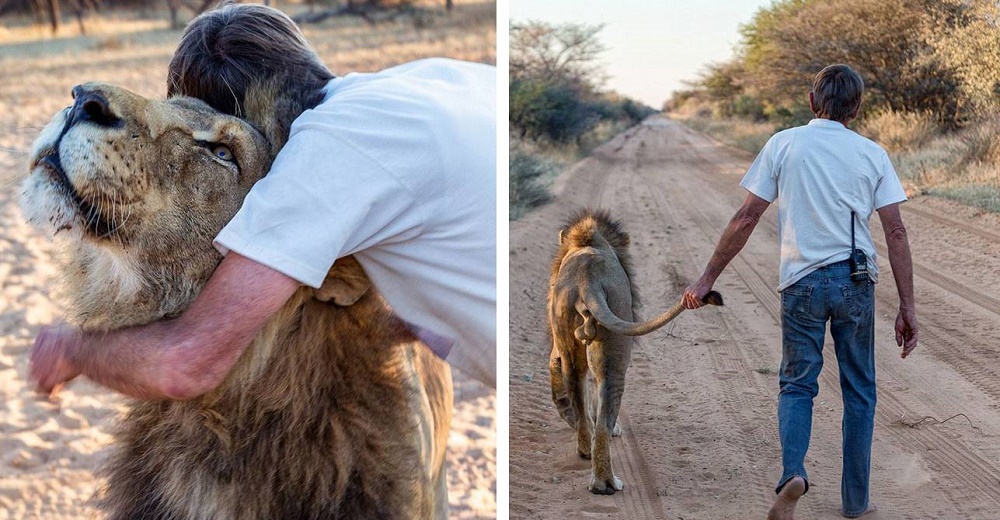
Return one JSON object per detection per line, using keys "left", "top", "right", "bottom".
{"left": 212, "top": 145, "right": 233, "bottom": 161}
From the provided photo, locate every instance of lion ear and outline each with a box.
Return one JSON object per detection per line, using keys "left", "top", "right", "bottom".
{"left": 242, "top": 79, "right": 298, "bottom": 156}
{"left": 315, "top": 256, "right": 371, "bottom": 306}
{"left": 559, "top": 229, "right": 565, "bottom": 245}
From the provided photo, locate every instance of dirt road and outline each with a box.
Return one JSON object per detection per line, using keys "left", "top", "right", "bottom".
{"left": 509, "top": 116, "right": 1000, "bottom": 519}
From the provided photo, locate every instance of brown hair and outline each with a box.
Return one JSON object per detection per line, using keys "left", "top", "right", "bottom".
{"left": 167, "top": 3, "right": 333, "bottom": 138}
{"left": 811, "top": 64, "right": 864, "bottom": 122}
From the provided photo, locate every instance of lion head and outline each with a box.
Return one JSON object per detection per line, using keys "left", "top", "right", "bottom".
{"left": 20, "top": 82, "right": 273, "bottom": 330}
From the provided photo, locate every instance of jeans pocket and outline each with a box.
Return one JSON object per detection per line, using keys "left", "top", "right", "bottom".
{"left": 781, "top": 285, "right": 813, "bottom": 319}
{"left": 841, "top": 280, "right": 873, "bottom": 315}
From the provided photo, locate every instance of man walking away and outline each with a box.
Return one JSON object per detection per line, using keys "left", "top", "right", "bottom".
{"left": 681, "top": 63, "right": 917, "bottom": 519}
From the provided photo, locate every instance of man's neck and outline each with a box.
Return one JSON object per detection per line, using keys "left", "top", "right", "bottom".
{"left": 814, "top": 115, "right": 853, "bottom": 126}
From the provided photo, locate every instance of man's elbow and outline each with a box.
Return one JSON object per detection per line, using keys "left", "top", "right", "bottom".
{"left": 885, "top": 223, "right": 908, "bottom": 243}
{"left": 732, "top": 210, "right": 762, "bottom": 233}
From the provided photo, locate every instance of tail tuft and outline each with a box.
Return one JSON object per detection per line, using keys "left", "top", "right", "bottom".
{"left": 703, "top": 291, "right": 724, "bottom": 306}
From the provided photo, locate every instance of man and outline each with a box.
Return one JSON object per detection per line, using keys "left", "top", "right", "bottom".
{"left": 30, "top": 4, "right": 497, "bottom": 398}
{"left": 682, "top": 64, "right": 917, "bottom": 519}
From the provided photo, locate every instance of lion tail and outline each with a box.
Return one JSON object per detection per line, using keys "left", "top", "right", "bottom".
{"left": 582, "top": 291, "right": 724, "bottom": 337}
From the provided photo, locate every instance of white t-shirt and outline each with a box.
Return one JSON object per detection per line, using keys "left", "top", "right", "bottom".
{"left": 215, "top": 58, "right": 497, "bottom": 386}
{"left": 740, "top": 118, "right": 907, "bottom": 292}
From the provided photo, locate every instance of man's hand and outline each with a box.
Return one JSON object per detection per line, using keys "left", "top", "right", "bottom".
{"left": 30, "top": 323, "right": 83, "bottom": 395}
{"left": 682, "top": 278, "right": 714, "bottom": 310}
{"left": 896, "top": 307, "right": 918, "bottom": 359}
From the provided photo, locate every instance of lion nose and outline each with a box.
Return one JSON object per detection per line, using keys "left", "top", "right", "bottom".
{"left": 69, "top": 85, "right": 120, "bottom": 128}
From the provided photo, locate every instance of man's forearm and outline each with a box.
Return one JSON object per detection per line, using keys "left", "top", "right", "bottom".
{"left": 884, "top": 224, "right": 915, "bottom": 310}
{"left": 70, "top": 320, "right": 187, "bottom": 400}
{"left": 65, "top": 253, "right": 300, "bottom": 400}
{"left": 701, "top": 208, "right": 761, "bottom": 284}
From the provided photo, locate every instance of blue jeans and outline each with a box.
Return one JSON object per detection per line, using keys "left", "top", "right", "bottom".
{"left": 776, "top": 260, "right": 876, "bottom": 517}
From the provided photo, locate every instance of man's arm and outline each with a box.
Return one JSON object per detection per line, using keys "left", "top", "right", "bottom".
{"left": 30, "top": 253, "right": 300, "bottom": 400}
{"left": 877, "top": 202, "right": 918, "bottom": 358}
{"left": 682, "top": 193, "right": 771, "bottom": 309}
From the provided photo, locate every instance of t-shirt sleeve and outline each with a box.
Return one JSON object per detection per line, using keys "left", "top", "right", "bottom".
{"left": 214, "top": 129, "right": 422, "bottom": 288}
{"left": 740, "top": 137, "right": 779, "bottom": 203}
{"left": 873, "top": 150, "right": 908, "bottom": 209}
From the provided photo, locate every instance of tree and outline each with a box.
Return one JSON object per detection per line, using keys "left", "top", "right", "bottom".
{"left": 510, "top": 21, "right": 607, "bottom": 91}
{"left": 929, "top": 0, "right": 1000, "bottom": 116}
{"left": 738, "top": 0, "right": 968, "bottom": 126}
{"left": 44, "top": 0, "right": 58, "bottom": 32}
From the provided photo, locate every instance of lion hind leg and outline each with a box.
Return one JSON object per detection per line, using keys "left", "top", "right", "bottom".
{"left": 564, "top": 356, "right": 592, "bottom": 460}
{"left": 549, "top": 347, "right": 576, "bottom": 428}
{"left": 587, "top": 355, "right": 627, "bottom": 495}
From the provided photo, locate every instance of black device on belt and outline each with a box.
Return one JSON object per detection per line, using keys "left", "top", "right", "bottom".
{"left": 850, "top": 210, "right": 869, "bottom": 282}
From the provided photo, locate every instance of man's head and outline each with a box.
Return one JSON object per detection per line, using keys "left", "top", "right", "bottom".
{"left": 167, "top": 3, "right": 333, "bottom": 148}
{"left": 809, "top": 64, "right": 864, "bottom": 124}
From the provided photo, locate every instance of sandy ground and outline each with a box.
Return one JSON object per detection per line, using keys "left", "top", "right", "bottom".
{"left": 0, "top": 4, "right": 495, "bottom": 519}
{"left": 509, "top": 116, "right": 1000, "bottom": 519}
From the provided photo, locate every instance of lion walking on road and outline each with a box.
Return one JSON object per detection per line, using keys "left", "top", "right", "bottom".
{"left": 547, "top": 209, "right": 722, "bottom": 495}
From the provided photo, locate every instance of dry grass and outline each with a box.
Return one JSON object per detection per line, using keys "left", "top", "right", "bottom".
{"left": 858, "top": 109, "right": 938, "bottom": 153}
{"left": 678, "top": 115, "right": 777, "bottom": 154}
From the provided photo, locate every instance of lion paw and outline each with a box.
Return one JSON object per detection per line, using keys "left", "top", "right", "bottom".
{"left": 612, "top": 423, "right": 622, "bottom": 437}
{"left": 589, "top": 475, "right": 624, "bottom": 495}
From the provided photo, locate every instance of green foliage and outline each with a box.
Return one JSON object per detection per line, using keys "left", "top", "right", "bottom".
{"left": 929, "top": 0, "right": 1000, "bottom": 117}
{"left": 508, "top": 20, "right": 657, "bottom": 216}
{"left": 733, "top": 94, "right": 765, "bottom": 121}
{"left": 679, "top": 0, "right": 1000, "bottom": 139}
{"left": 509, "top": 21, "right": 656, "bottom": 146}
{"left": 739, "top": 0, "right": 968, "bottom": 127}
{"left": 509, "top": 78, "right": 601, "bottom": 143}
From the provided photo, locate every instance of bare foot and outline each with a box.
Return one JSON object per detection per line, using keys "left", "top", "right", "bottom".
{"left": 767, "top": 477, "right": 806, "bottom": 520}
{"left": 843, "top": 504, "right": 876, "bottom": 518}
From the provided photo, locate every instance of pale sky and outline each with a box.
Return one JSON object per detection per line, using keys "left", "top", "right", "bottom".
{"left": 510, "top": 0, "right": 773, "bottom": 108}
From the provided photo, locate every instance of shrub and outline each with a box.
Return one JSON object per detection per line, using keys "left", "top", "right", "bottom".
{"left": 733, "top": 94, "right": 765, "bottom": 121}
{"left": 509, "top": 147, "right": 557, "bottom": 220}
{"left": 510, "top": 78, "right": 600, "bottom": 144}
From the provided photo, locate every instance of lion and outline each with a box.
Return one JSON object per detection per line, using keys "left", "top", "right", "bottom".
{"left": 547, "top": 209, "right": 722, "bottom": 495}
{"left": 20, "top": 82, "right": 453, "bottom": 519}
